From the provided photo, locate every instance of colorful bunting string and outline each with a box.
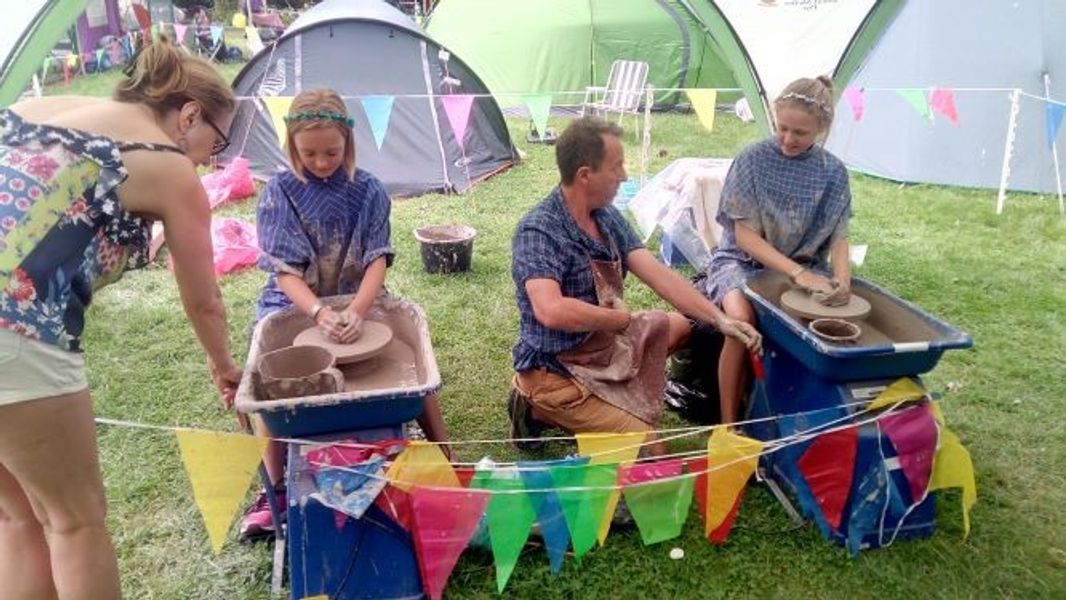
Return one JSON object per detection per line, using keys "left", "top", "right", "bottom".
{"left": 929, "top": 87, "right": 959, "bottom": 125}
{"left": 843, "top": 86, "right": 865, "bottom": 121}
{"left": 576, "top": 432, "right": 644, "bottom": 545}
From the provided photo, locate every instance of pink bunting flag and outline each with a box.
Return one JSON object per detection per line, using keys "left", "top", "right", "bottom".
{"left": 843, "top": 86, "right": 864, "bottom": 122}
{"left": 441, "top": 95, "right": 475, "bottom": 151}
{"left": 880, "top": 403, "right": 939, "bottom": 504}
{"left": 796, "top": 426, "right": 858, "bottom": 531}
{"left": 410, "top": 487, "right": 490, "bottom": 600}
{"left": 929, "top": 87, "right": 959, "bottom": 126}
{"left": 174, "top": 23, "right": 188, "bottom": 45}
{"left": 332, "top": 509, "right": 348, "bottom": 532}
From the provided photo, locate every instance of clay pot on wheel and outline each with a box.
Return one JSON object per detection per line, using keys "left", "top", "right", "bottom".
{"left": 257, "top": 345, "right": 345, "bottom": 400}
{"left": 808, "top": 318, "right": 862, "bottom": 345}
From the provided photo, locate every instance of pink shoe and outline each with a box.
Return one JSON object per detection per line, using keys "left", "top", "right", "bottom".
{"left": 238, "top": 489, "right": 285, "bottom": 543}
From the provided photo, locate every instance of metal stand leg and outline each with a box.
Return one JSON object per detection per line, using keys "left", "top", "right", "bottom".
{"left": 759, "top": 467, "right": 805, "bottom": 526}
{"left": 259, "top": 462, "right": 287, "bottom": 596}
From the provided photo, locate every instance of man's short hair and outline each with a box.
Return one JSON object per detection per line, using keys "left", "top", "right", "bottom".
{"left": 556, "top": 117, "right": 624, "bottom": 185}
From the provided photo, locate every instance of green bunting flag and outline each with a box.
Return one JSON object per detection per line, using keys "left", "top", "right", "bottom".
{"left": 471, "top": 469, "right": 537, "bottom": 593}
{"left": 522, "top": 94, "right": 552, "bottom": 140}
{"left": 620, "top": 459, "right": 693, "bottom": 545}
{"left": 548, "top": 463, "right": 617, "bottom": 562}
{"left": 897, "top": 89, "right": 931, "bottom": 120}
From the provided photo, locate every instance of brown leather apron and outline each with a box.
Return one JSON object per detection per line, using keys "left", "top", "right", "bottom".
{"left": 556, "top": 251, "right": 671, "bottom": 425}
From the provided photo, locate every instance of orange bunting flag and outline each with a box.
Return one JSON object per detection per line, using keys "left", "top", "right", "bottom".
{"left": 576, "top": 432, "right": 645, "bottom": 545}
{"left": 928, "top": 427, "right": 977, "bottom": 538}
{"left": 262, "top": 96, "right": 294, "bottom": 148}
{"left": 385, "top": 441, "right": 460, "bottom": 491}
{"left": 704, "top": 428, "right": 763, "bottom": 540}
{"left": 175, "top": 430, "right": 268, "bottom": 554}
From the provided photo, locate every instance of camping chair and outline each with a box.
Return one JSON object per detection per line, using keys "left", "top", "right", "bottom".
{"left": 582, "top": 59, "right": 650, "bottom": 138}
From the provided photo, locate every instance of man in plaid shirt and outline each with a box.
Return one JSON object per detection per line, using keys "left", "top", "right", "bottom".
{"left": 508, "top": 117, "right": 762, "bottom": 450}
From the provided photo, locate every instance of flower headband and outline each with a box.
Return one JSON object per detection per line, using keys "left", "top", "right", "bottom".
{"left": 283, "top": 110, "right": 355, "bottom": 128}
{"left": 778, "top": 92, "right": 832, "bottom": 116}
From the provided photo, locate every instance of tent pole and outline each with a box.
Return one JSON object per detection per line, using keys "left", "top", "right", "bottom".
{"left": 1044, "top": 74, "right": 1066, "bottom": 215}
{"left": 640, "top": 86, "right": 653, "bottom": 188}
{"left": 996, "top": 89, "right": 1021, "bottom": 215}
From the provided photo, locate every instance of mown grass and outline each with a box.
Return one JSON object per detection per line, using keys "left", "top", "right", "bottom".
{"left": 51, "top": 66, "right": 1066, "bottom": 598}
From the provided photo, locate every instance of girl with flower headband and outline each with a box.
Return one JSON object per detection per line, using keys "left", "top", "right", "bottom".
{"left": 701, "top": 75, "right": 853, "bottom": 424}
{"left": 241, "top": 88, "right": 450, "bottom": 541}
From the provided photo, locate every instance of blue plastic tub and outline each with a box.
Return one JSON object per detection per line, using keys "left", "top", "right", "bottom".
{"left": 742, "top": 271, "right": 972, "bottom": 382}
{"left": 236, "top": 294, "right": 441, "bottom": 437}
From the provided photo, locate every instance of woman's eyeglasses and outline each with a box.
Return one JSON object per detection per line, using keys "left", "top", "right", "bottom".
{"left": 203, "top": 114, "right": 231, "bottom": 156}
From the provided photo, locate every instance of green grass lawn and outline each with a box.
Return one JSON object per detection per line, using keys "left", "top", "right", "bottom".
{"left": 50, "top": 67, "right": 1066, "bottom": 598}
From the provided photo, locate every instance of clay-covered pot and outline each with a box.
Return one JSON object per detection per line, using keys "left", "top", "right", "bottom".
{"left": 257, "top": 345, "right": 345, "bottom": 400}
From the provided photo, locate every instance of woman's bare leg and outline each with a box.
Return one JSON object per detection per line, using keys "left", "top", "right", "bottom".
{"left": 717, "top": 290, "right": 756, "bottom": 424}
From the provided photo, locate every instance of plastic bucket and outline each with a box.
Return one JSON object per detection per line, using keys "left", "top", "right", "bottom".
{"left": 413, "top": 224, "right": 477, "bottom": 274}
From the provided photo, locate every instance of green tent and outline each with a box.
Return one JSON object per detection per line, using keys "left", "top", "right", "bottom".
{"left": 425, "top": 0, "right": 769, "bottom": 131}
{"left": 1, "top": 0, "right": 88, "bottom": 107}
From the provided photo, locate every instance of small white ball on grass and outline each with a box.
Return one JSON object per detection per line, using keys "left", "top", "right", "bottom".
{"left": 669, "top": 547, "right": 684, "bottom": 560}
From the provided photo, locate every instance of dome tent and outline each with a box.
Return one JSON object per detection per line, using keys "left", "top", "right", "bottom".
{"left": 224, "top": 0, "right": 517, "bottom": 197}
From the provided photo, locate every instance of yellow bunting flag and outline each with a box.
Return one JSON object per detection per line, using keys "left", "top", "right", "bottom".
{"left": 262, "top": 96, "right": 294, "bottom": 148}
{"left": 175, "top": 430, "right": 267, "bottom": 554}
{"left": 705, "top": 428, "right": 763, "bottom": 537}
{"left": 867, "top": 378, "right": 927, "bottom": 411}
{"left": 299, "top": 596, "right": 328, "bottom": 600}
{"left": 577, "top": 432, "right": 646, "bottom": 545}
{"left": 385, "top": 441, "right": 460, "bottom": 491}
{"left": 928, "top": 427, "right": 977, "bottom": 538}
{"left": 686, "top": 89, "right": 718, "bottom": 132}
{"left": 65, "top": 54, "right": 78, "bottom": 68}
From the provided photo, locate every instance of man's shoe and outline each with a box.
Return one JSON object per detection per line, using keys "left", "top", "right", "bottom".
{"left": 508, "top": 389, "right": 545, "bottom": 451}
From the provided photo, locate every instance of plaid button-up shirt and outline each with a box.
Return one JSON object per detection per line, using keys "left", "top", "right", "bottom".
{"left": 511, "top": 186, "right": 643, "bottom": 374}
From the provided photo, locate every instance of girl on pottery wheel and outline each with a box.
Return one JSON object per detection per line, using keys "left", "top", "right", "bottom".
{"left": 701, "top": 76, "right": 853, "bottom": 424}
{"left": 0, "top": 40, "right": 240, "bottom": 598}
{"left": 242, "top": 88, "right": 450, "bottom": 542}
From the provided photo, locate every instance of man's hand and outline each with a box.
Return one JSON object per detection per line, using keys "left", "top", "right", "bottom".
{"left": 715, "top": 316, "right": 763, "bottom": 355}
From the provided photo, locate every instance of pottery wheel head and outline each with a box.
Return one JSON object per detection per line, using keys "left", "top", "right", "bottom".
{"left": 292, "top": 321, "right": 394, "bottom": 364}
{"left": 780, "top": 288, "right": 872, "bottom": 321}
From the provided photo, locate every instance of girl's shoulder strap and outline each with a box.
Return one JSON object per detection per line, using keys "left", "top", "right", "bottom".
{"left": 116, "top": 141, "right": 184, "bottom": 154}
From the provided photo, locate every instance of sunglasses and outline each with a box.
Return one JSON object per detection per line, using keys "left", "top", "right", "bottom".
{"left": 203, "top": 113, "right": 231, "bottom": 156}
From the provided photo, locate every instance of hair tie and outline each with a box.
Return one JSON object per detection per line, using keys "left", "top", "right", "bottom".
{"left": 778, "top": 92, "right": 832, "bottom": 116}
{"left": 283, "top": 110, "right": 354, "bottom": 128}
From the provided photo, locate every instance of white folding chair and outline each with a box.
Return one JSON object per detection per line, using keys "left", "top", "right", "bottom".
{"left": 582, "top": 59, "right": 651, "bottom": 137}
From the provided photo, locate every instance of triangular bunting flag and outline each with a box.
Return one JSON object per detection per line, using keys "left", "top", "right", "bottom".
{"left": 843, "top": 86, "right": 865, "bottom": 121}
{"left": 796, "top": 426, "right": 858, "bottom": 533}
{"left": 65, "top": 53, "right": 78, "bottom": 68}
{"left": 246, "top": 26, "right": 264, "bottom": 54}
{"left": 262, "top": 96, "right": 294, "bottom": 147}
{"left": 174, "top": 23, "right": 189, "bottom": 45}
{"left": 471, "top": 469, "right": 536, "bottom": 593}
{"left": 705, "top": 428, "right": 763, "bottom": 540}
{"left": 374, "top": 484, "right": 414, "bottom": 532}
{"left": 881, "top": 403, "right": 938, "bottom": 505}
{"left": 929, "top": 87, "right": 959, "bottom": 126}
{"left": 897, "top": 89, "right": 931, "bottom": 120}
{"left": 687, "top": 457, "right": 743, "bottom": 544}
{"left": 410, "top": 487, "right": 490, "bottom": 600}
{"left": 210, "top": 25, "right": 225, "bottom": 46}
{"left": 150, "top": 24, "right": 159, "bottom": 43}
{"left": 686, "top": 89, "right": 718, "bottom": 132}
{"left": 928, "top": 427, "right": 977, "bottom": 538}
{"left": 521, "top": 93, "right": 552, "bottom": 140}
{"left": 175, "top": 430, "right": 267, "bottom": 554}
{"left": 868, "top": 378, "right": 927, "bottom": 411}
{"left": 577, "top": 432, "right": 644, "bottom": 545}
{"left": 548, "top": 462, "right": 616, "bottom": 562}
{"left": 385, "top": 441, "right": 460, "bottom": 491}
{"left": 360, "top": 95, "right": 395, "bottom": 151}
{"left": 440, "top": 94, "right": 475, "bottom": 151}
{"left": 1046, "top": 101, "right": 1066, "bottom": 149}
{"left": 620, "top": 459, "right": 693, "bottom": 545}
{"left": 518, "top": 457, "right": 588, "bottom": 575}
{"left": 845, "top": 427, "right": 889, "bottom": 556}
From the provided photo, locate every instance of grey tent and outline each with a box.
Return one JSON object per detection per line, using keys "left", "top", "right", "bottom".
{"left": 827, "top": 0, "right": 1066, "bottom": 194}
{"left": 223, "top": 0, "right": 517, "bottom": 197}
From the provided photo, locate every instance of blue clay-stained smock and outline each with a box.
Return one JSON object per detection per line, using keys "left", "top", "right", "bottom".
{"left": 255, "top": 168, "right": 395, "bottom": 320}
{"left": 702, "top": 138, "right": 852, "bottom": 303}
